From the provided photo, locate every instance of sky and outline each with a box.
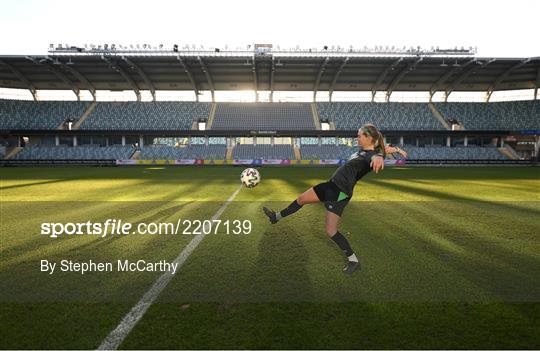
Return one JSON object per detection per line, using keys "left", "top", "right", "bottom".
{"left": 0, "top": 0, "right": 539, "bottom": 57}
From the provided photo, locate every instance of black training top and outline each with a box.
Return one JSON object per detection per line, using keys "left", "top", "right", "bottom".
{"left": 330, "top": 149, "right": 380, "bottom": 196}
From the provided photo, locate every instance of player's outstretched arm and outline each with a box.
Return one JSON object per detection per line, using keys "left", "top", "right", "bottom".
{"left": 385, "top": 145, "right": 408, "bottom": 158}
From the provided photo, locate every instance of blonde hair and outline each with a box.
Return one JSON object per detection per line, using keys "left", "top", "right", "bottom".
{"left": 360, "top": 124, "right": 386, "bottom": 157}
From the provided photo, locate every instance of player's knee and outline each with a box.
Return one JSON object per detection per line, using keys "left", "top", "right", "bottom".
{"left": 325, "top": 226, "right": 336, "bottom": 237}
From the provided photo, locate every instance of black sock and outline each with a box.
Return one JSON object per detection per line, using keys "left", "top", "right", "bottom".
{"left": 330, "top": 231, "right": 354, "bottom": 257}
{"left": 277, "top": 200, "right": 303, "bottom": 220}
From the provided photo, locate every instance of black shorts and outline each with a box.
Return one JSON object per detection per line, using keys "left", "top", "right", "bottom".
{"left": 313, "top": 181, "right": 351, "bottom": 216}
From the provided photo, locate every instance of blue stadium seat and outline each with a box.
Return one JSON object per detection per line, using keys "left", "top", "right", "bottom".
{"left": 300, "top": 145, "right": 342, "bottom": 159}
{"left": 212, "top": 103, "right": 315, "bottom": 130}
{"left": 316, "top": 102, "right": 446, "bottom": 130}
{"left": 0, "top": 100, "right": 90, "bottom": 129}
{"left": 232, "top": 144, "right": 295, "bottom": 159}
{"left": 12, "top": 145, "right": 135, "bottom": 160}
{"left": 138, "top": 145, "right": 226, "bottom": 159}
{"left": 394, "top": 145, "right": 508, "bottom": 160}
{"left": 80, "top": 102, "right": 211, "bottom": 130}
{"left": 434, "top": 101, "right": 540, "bottom": 130}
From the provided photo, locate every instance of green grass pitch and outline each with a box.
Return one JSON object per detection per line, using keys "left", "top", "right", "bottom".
{"left": 1, "top": 166, "right": 539, "bottom": 349}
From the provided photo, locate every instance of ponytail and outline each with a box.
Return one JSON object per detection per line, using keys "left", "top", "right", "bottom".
{"left": 375, "top": 130, "right": 386, "bottom": 158}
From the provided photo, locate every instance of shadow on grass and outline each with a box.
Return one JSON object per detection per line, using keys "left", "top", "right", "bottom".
{"left": 0, "top": 178, "right": 73, "bottom": 191}
{"left": 248, "top": 221, "right": 315, "bottom": 302}
{"left": 368, "top": 178, "right": 540, "bottom": 216}
{"left": 356, "top": 199, "right": 540, "bottom": 301}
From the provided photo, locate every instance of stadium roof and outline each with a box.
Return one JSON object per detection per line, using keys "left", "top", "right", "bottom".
{"left": 0, "top": 52, "right": 539, "bottom": 102}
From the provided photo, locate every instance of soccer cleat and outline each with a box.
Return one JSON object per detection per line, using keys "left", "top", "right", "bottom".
{"left": 343, "top": 260, "right": 360, "bottom": 274}
{"left": 262, "top": 206, "right": 278, "bottom": 224}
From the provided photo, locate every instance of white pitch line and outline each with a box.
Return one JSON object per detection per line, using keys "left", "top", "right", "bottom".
{"left": 97, "top": 185, "right": 243, "bottom": 350}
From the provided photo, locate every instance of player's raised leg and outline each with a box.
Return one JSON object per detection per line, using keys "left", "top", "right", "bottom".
{"left": 326, "top": 211, "right": 359, "bottom": 273}
{"left": 263, "top": 187, "right": 319, "bottom": 224}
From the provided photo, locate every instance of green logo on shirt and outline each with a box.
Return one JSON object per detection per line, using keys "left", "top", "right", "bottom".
{"left": 338, "top": 192, "right": 349, "bottom": 201}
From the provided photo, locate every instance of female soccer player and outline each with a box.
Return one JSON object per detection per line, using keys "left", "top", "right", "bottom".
{"left": 263, "top": 124, "right": 407, "bottom": 273}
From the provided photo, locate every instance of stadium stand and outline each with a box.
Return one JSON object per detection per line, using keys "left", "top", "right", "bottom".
{"left": 232, "top": 144, "right": 295, "bottom": 159}
{"left": 2, "top": 99, "right": 537, "bottom": 132}
{"left": 5, "top": 143, "right": 512, "bottom": 161}
{"left": 0, "top": 99, "right": 90, "bottom": 129}
{"left": 298, "top": 144, "right": 508, "bottom": 160}
{"left": 79, "top": 102, "right": 211, "bottom": 130}
{"left": 434, "top": 101, "right": 540, "bottom": 130}
{"left": 11, "top": 145, "right": 135, "bottom": 160}
{"left": 338, "top": 145, "right": 360, "bottom": 159}
{"left": 139, "top": 145, "right": 226, "bottom": 160}
{"left": 395, "top": 145, "right": 508, "bottom": 160}
{"left": 212, "top": 103, "right": 315, "bottom": 130}
{"left": 0, "top": 98, "right": 535, "bottom": 163}
{"left": 300, "top": 145, "right": 342, "bottom": 159}
{"left": 316, "top": 102, "right": 446, "bottom": 130}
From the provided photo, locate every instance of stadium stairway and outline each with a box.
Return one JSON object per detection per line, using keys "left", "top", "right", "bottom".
{"left": 226, "top": 146, "right": 233, "bottom": 160}
{"left": 434, "top": 105, "right": 467, "bottom": 130}
{"left": 206, "top": 103, "right": 217, "bottom": 129}
{"left": 499, "top": 145, "right": 520, "bottom": 160}
{"left": 3, "top": 147, "right": 23, "bottom": 160}
{"left": 311, "top": 103, "right": 322, "bottom": 130}
{"left": 293, "top": 146, "right": 301, "bottom": 160}
{"left": 72, "top": 101, "right": 97, "bottom": 129}
{"left": 130, "top": 150, "right": 141, "bottom": 159}
{"left": 428, "top": 103, "right": 451, "bottom": 130}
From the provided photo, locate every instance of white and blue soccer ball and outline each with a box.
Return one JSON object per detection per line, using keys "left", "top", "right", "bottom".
{"left": 240, "top": 168, "right": 261, "bottom": 188}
